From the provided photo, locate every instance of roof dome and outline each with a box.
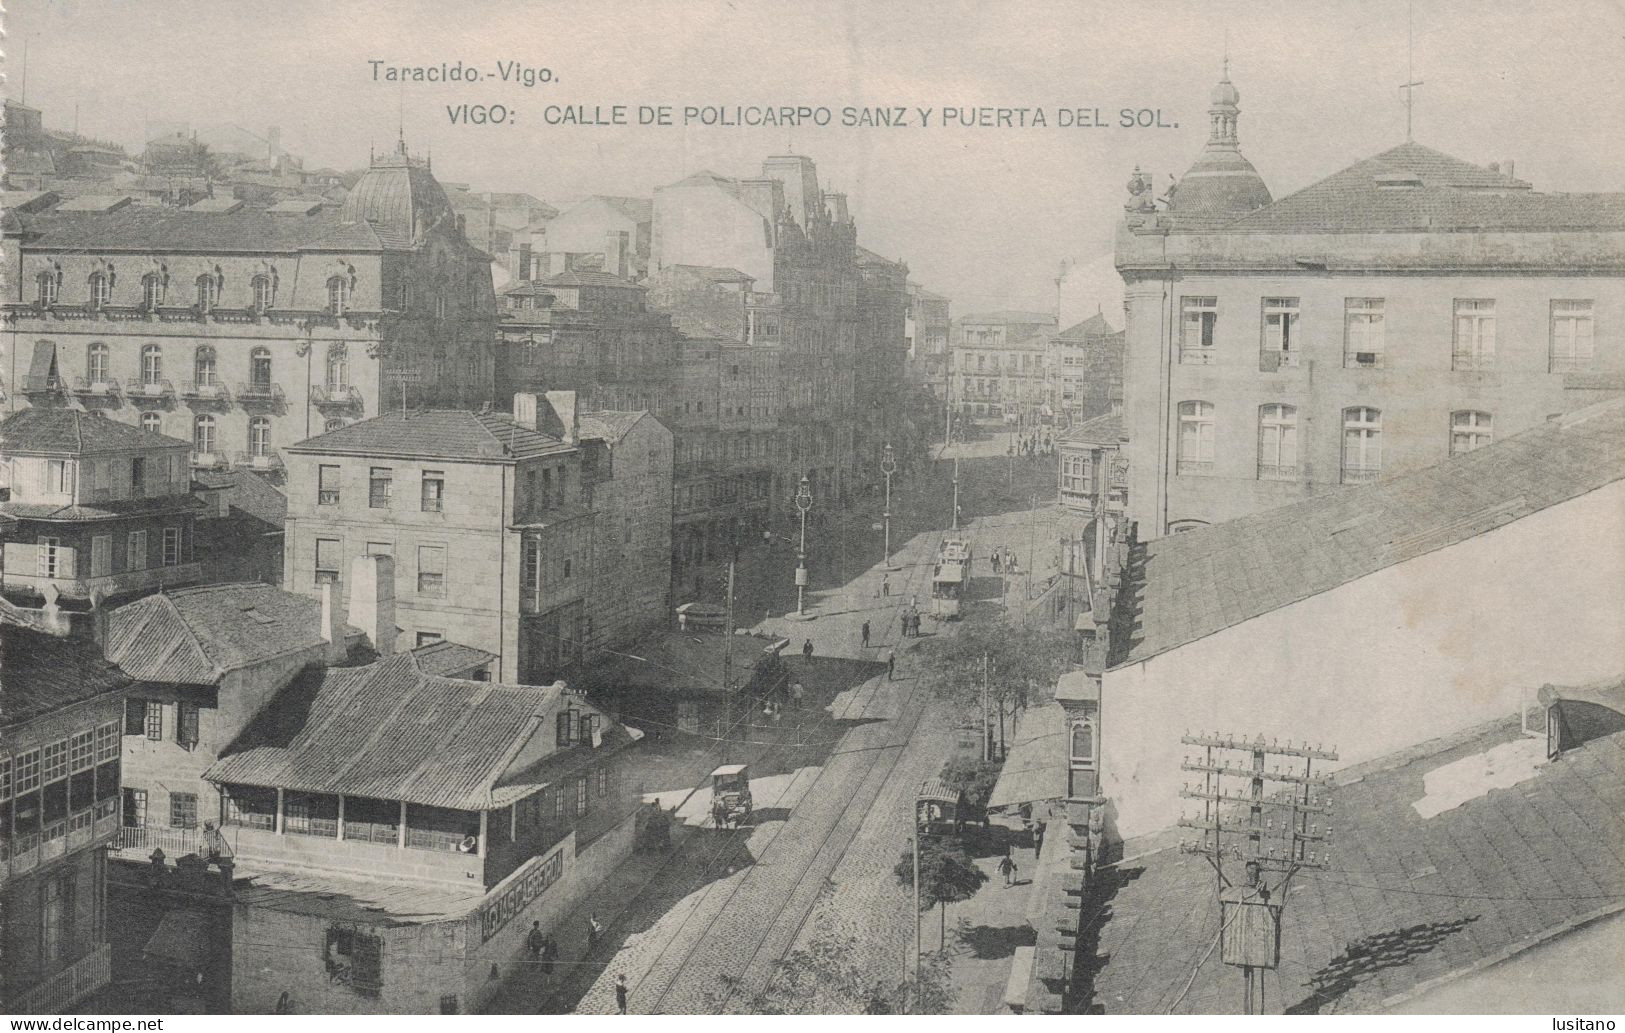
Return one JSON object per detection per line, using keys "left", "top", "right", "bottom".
{"left": 339, "top": 136, "right": 454, "bottom": 247}
{"left": 1169, "top": 61, "right": 1272, "bottom": 220}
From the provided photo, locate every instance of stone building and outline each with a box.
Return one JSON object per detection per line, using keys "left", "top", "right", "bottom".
{"left": 281, "top": 394, "right": 591, "bottom": 685}
{"left": 950, "top": 310, "right": 1059, "bottom": 421}
{"left": 1116, "top": 64, "right": 1625, "bottom": 537}
{"left": 1, "top": 137, "right": 497, "bottom": 481}
{"left": 1043, "top": 313, "right": 1123, "bottom": 427}
{"left": 579, "top": 410, "right": 674, "bottom": 649}
{"left": 0, "top": 408, "right": 204, "bottom": 604}
{"left": 1, "top": 599, "right": 130, "bottom": 1011}
{"left": 905, "top": 283, "right": 952, "bottom": 394}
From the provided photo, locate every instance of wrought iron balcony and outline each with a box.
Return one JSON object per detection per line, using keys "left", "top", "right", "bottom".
{"left": 235, "top": 450, "right": 284, "bottom": 472}
{"left": 236, "top": 379, "right": 284, "bottom": 404}
{"left": 22, "top": 375, "right": 68, "bottom": 396}
{"left": 72, "top": 375, "right": 122, "bottom": 397}
{"left": 181, "top": 379, "right": 232, "bottom": 403}
{"left": 126, "top": 377, "right": 175, "bottom": 400}
{"left": 311, "top": 383, "right": 363, "bottom": 409}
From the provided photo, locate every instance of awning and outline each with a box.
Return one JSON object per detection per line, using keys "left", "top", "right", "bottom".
{"left": 27, "top": 340, "right": 57, "bottom": 385}
{"left": 144, "top": 908, "right": 212, "bottom": 970}
{"left": 987, "top": 702, "right": 1069, "bottom": 809}
{"left": 933, "top": 564, "right": 964, "bottom": 584}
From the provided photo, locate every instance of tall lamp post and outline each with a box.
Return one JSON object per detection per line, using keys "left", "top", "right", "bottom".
{"left": 881, "top": 443, "right": 898, "bottom": 571}
{"left": 794, "top": 475, "right": 813, "bottom": 616}
{"left": 951, "top": 454, "right": 961, "bottom": 532}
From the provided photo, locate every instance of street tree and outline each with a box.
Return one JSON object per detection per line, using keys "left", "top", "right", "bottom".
{"left": 895, "top": 837, "right": 988, "bottom": 950}
{"left": 912, "top": 616, "right": 1074, "bottom": 732}
{"left": 736, "top": 930, "right": 955, "bottom": 1014}
{"left": 939, "top": 757, "right": 1001, "bottom": 826}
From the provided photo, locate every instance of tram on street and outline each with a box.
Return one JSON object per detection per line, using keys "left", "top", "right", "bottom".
{"left": 931, "top": 534, "right": 973, "bottom": 618}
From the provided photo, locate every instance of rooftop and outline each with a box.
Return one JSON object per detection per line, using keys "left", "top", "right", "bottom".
{"left": 987, "top": 702, "right": 1069, "bottom": 810}
{"left": 1082, "top": 715, "right": 1625, "bottom": 1013}
{"left": 538, "top": 268, "right": 642, "bottom": 290}
{"left": 0, "top": 408, "right": 190, "bottom": 457}
{"left": 1, "top": 619, "right": 130, "bottom": 728}
{"left": 286, "top": 409, "right": 573, "bottom": 463}
{"left": 1058, "top": 411, "right": 1123, "bottom": 448}
{"left": 105, "top": 582, "right": 339, "bottom": 685}
{"left": 408, "top": 640, "right": 497, "bottom": 679}
{"left": 958, "top": 310, "right": 1058, "bottom": 327}
{"left": 579, "top": 410, "right": 648, "bottom": 444}
{"left": 1114, "top": 399, "right": 1625, "bottom": 668}
{"left": 232, "top": 865, "right": 486, "bottom": 927}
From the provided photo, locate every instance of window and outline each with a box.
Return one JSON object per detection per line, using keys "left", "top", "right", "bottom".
{"left": 96, "top": 722, "right": 119, "bottom": 762}
{"left": 195, "top": 274, "right": 217, "bottom": 312}
{"left": 42, "top": 874, "right": 74, "bottom": 965}
{"left": 125, "top": 698, "right": 146, "bottom": 735}
{"left": 1550, "top": 300, "right": 1595, "bottom": 372}
{"left": 1070, "top": 720, "right": 1095, "bottom": 763}
{"left": 122, "top": 788, "right": 147, "bottom": 828}
{"left": 141, "top": 344, "right": 163, "bottom": 385}
{"left": 1260, "top": 298, "right": 1300, "bottom": 368}
{"left": 250, "top": 347, "right": 273, "bottom": 390}
{"left": 439, "top": 995, "right": 459, "bottom": 1015}
{"left": 1344, "top": 298, "right": 1385, "bottom": 367}
{"left": 369, "top": 466, "right": 393, "bottom": 509}
{"left": 37, "top": 271, "right": 59, "bottom": 307}
{"left": 324, "top": 418, "right": 346, "bottom": 433}
{"left": 90, "top": 535, "right": 111, "bottom": 578}
{"left": 140, "top": 412, "right": 162, "bottom": 435}
{"left": 162, "top": 527, "right": 182, "bottom": 567}
{"left": 435, "top": 295, "right": 446, "bottom": 320}
{"left": 326, "top": 343, "right": 349, "bottom": 391}
{"left": 89, "top": 272, "right": 111, "bottom": 308}
{"left": 251, "top": 274, "right": 274, "bottom": 312}
{"left": 249, "top": 417, "right": 271, "bottom": 458}
{"left": 141, "top": 273, "right": 164, "bottom": 309}
{"left": 1450, "top": 410, "right": 1493, "bottom": 456}
{"left": 37, "top": 536, "right": 66, "bottom": 579}
{"left": 194, "top": 345, "right": 217, "bottom": 387}
{"left": 127, "top": 530, "right": 148, "bottom": 570}
{"left": 1342, "top": 407, "right": 1382, "bottom": 483}
{"left": 43, "top": 458, "right": 71, "bottom": 494}
{"left": 327, "top": 276, "right": 349, "bottom": 315}
{"left": 416, "top": 545, "right": 446, "bottom": 597}
{"left": 421, "top": 470, "right": 445, "bottom": 512}
{"left": 145, "top": 700, "right": 164, "bottom": 740}
{"left": 194, "top": 414, "right": 217, "bottom": 455}
{"left": 575, "top": 776, "right": 589, "bottom": 817}
{"left": 87, "top": 342, "right": 110, "bottom": 384}
{"left": 1180, "top": 297, "right": 1218, "bottom": 363}
{"left": 415, "top": 630, "right": 443, "bottom": 647}
{"left": 524, "top": 541, "right": 543, "bottom": 592}
{"left": 1453, "top": 299, "right": 1496, "bottom": 370}
{"left": 318, "top": 465, "right": 341, "bottom": 505}
{"left": 1176, "top": 401, "right": 1215, "bottom": 475}
{"left": 556, "top": 709, "right": 577, "bottom": 747}
{"left": 315, "top": 538, "right": 341, "bottom": 586}
{"left": 1257, "top": 404, "right": 1298, "bottom": 480}
{"left": 399, "top": 282, "right": 413, "bottom": 312}
{"left": 175, "top": 702, "right": 200, "bottom": 748}
{"left": 596, "top": 768, "right": 609, "bottom": 798}
{"left": 170, "top": 791, "right": 198, "bottom": 829}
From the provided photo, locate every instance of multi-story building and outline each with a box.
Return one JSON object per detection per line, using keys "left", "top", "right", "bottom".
{"left": 950, "top": 310, "right": 1058, "bottom": 421}
{"left": 578, "top": 410, "right": 674, "bottom": 648}
{"left": 281, "top": 393, "right": 598, "bottom": 685}
{"left": 855, "top": 247, "right": 911, "bottom": 466}
{"left": 1, "top": 599, "right": 130, "bottom": 1011}
{"left": 1116, "top": 64, "right": 1625, "bottom": 536}
{"left": 1044, "top": 314, "right": 1124, "bottom": 427}
{"left": 904, "top": 283, "right": 952, "bottom": 394}
{"left": 0, "top": 408, "right": 204, "bottom": 603}
{"left": 516, "top": 195, "right": 650, "bottom": 282}
{"left": 1, "top": 138, "right": 497, "bottom": 481}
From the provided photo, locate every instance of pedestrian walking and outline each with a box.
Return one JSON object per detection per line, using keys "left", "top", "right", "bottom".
{"left": 881, "top": 574, "right": 891, "bottom": 597}
{"left": 886, "top": 650, "right": 896, "bottom": 680}
{"left": 586, "top": 913, "right": 603, "bottom": 957}
{"left": 791, "top": 681, "right": 805, "bottom": 708}
{"left": 999, "top": 854, "right": 1016, "bottom": 887}
{"left": 861, "top": 620, "right": 871, "bottom": 648}
{"left": 615, "top": 973, "right": 629, "bottom": 1014}
{"left": 526, "top": 921, "right": 545, "bottom": 961}
{"left": 802, "top": 638, "right": 814, "bottom": 660}
{"left": 992, "top": 552, "right": 1002, "bottom": 576}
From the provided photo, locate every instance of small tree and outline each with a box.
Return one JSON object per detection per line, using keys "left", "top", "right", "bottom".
{"left": 913, "top": 617, "right": 1073, "bottom": 717}
{"left": 895, "top": 837, "right": 988, "bottom": 950}
{"left": 939, "top": 757, "right": 1001, "bottom": 827}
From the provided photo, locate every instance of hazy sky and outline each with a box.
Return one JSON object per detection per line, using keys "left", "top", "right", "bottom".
{"left": 12, "top": 0, "right": 1625, "bottom": 314}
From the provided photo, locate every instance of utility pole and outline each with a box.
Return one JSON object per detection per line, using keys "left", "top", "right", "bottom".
{"left": 721, "top": 547, "right": 736, "bottom": 764}
{"left": 912, "top": 828, "right": 922, "bottom": 1009}
{"left": 981, "top": 652, "right": 991, "bottom": 762}
{"left": 952, "top": 455, "right": 961, "bottom": 531}
{"left": 1026, "top": 493, "right": 1038, "bottom": 600}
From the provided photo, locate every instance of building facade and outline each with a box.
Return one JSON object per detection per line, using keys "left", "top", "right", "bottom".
{"left": 1044, "top": 314, "right": 1124, "bottom": 428}
{"left": 904, "top": 283, "right": 952, "bottom": 395}
{"left": 950, "top": 310, "right": 1059, "bottom": 422}
{"left": 579, "top": 410, "right": 674, "bottom": 649}
{"left": 1116, "top": 66, "right": 1625, "bottom": 536}
{"left": 1, "top": 139, "right": 497, "bottom": 483}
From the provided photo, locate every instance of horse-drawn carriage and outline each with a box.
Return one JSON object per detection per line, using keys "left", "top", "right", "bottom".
{"left": 709, "top": 764, "right": 754, "bottom": 828}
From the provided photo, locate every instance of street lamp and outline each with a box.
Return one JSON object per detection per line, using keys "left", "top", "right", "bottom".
{"left": 951, "top": 454, "right": 961, "bottom": 532}
{"left": 881, "top": 443, "right": 898, "bottom": 571}
{"left": 795, "top": 475, "right": 813, "bottom": 616}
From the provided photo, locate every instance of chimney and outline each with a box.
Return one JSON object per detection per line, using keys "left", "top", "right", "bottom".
{"left": 348, "top": 553, "right": 397, "bottom": 657}
{"left": 604, "top": 231, "right": 629, "bottom": 279}
{"left": 1503, "top": 159, "right": 1515, "bottom": 180}
{"left": 513, "top": 391, "right": 543, "bottom": 431}
{"left": 545, "top": 390, "right": 579, "bottom": 446}
{"left": 318, "top": 582, "right": 344, "bottom": 662}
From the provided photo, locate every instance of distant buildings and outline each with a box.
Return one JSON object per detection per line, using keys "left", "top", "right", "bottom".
{"left": 578, "top": 410, "right": 675, "bottom": 649}
{"left": 1116, "top": 64, "right": 1625, "bottom": 537}
{"left": 904, "top": 283, "right": 951, "bottom": 394}
{"left": 1043, "top": 314, "right": 1123, "bottom": 428}
{"left": 950, "top": 310, "right": 1058, "bottom": 422}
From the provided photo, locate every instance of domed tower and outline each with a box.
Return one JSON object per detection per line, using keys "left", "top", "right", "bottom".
{"left": 1167, "top": 59, "right": 1272, "bottom": 221}
{"left": 340, "top": 133, "right": 457, "bottom": 247}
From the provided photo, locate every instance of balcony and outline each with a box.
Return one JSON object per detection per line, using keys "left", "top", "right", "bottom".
{"left": 2, "top": 560, "right": 205, "bottom": 602}
{"left": 1346, "top": 350, "right": 1385, "bottom": 370}
{"left": 22, "top": 374, "right": 68, "bottom": 398}
{"left": 110, "top": 823, "right": 204, "bottom": 861}
{"left": 236, "top": 379, "right": 284, "bottom": 405}
{"left": 1257, "top": 462, "right": 1299, "bottom": 482}
{"left": 1258, "top": 350, "right": 1300, "bottom": 372}
{"left": 11, "top": 942, "right": 112, "bottom": 1012}
{"left": 3, "top": 805, "right": 119, "bottom": 883}
{"left": 1453, "top": 352, "right": 1496, "bottom": 373}
{"left": 1178, "top": 347, "right": 1215, "bottom": 366}
{"left": 311, "top": 383, "right": 363, "bottom": 410}
{"left": 126, "top": 377, "right": 175, "bottom": 401}
{"left": 234, "top": 450, "right": 284, "bottom": 473}
{"left": 72, "top": 376, "right": 122, "bottom": 398}
{"left": 1342, "top": 465, "right": 1381, "bottom": 485}
{"left": 225, "top": 819, "right": 484, "bottom": 889}
{"left": 181, "top": 380, "right": 233, "bottom": 404}
{"left": 191, "top": 451, "right": 233, "bottom": 471}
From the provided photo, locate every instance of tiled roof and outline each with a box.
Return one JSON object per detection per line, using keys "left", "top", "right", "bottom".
{"left": 0, "top": 408, "right": 190, "bottom": 456}
{"left": 1224, "top": 142, "right": 1625, "bottom": 234}
{"left": 408, "top": 640, "right": 497, "bottom": 679}
{"left": 1115, "top": 399, "right": 1625, "bottom": 667}
{"left": 579, "top": 410, "right": 646, "bottom": 444}
{"left": 1083, "top": 716, "right": 1625, "bottom": 1013}
{"left": 1054, "top": 314, "right": 1115, "bottom": 339}
{"left": 192, "top": 468, "right": 287, "bottom": 528}
{"left": 958, "top": 310, "right": 1057, "bottom": 326}
{"left": 234, "top": 866, "right": 486, "bottom": 926}
{"left": 285, "top": 409, "right": 572, "bottom": 462}
{"left": 1057, "top": 411, "right": 1122, "bottom": 447}
{"left": 665, "top": 264, "right": 755, "bottom": 284}
{"left": 539, "top": 269, "right": 641, "bottom": 289}
{"left": 106, "top": 583, "right": 332, "bottom": 685}
{"left": 205, "top": 654, "right": 614, "bottom": 811}
{"left": 14, "top": 202, "right": 371, "bottom": 253}
{"left": 1, "top": 623, "right": 131, "bottom": 728}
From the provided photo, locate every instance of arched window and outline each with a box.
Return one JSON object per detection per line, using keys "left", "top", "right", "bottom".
{"left": 1342, "top": 407, "right": 1382, "bottom": 483}
{"left": 141, "top": 273, "right": 164, "bottom": 309}
{"left": 193, "top": 345, "right": 217, "bottom": 388}
{"left": 248, "top": 417, "right": 271, "bottom": 458}
{"left": 1450, "top": 410, "right": 1493, "bottom": 457}
{"left": 140, "top": 412, "right": 163, "bottom": 434}
{"left": 141, "top": 344, "right": 163, "bottom": 386}
{"left": 325, "top": 343, "right": 348, "bottom": 391}
{"left": 327, "top": 276, "right": 349, "bottom": 315}
{"left": 251, "top": 274, "right": 274, "bottom": 312}
{"left": 89, "top": 272, "right": 111, "bottom": 308}
{"left": 193, "top": 414, "right": 217, "bottom": 456}
{"left": 1176, "top": 401, "right": 1215, "bottom": 475}
{"left": 250, "top": 347, "right": 273, "bottom": 391}
{"left": 195, "top": 274, "right": 217, "bottom": 312}
{"left": 36, "top": 271, "right": 58, "bottom": 307}
{"left": 1257, "top": 404, "right": 1298, "bottom": 481}
{"left": 87, "top": 343, "right": 110, "bottom": 385}
{"left": 1070, "top": 720, "right": 1095, "bottom": 764}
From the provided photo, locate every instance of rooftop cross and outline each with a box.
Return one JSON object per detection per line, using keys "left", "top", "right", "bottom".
{"left": 1401, "top": 0, "right": 1424, "bottom": 141}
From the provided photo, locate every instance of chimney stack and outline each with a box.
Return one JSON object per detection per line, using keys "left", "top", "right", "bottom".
{"left": 1503, "top": 159, "right": 1515, "bottom": 180}
{"left": 318, "top": 582, "right": 344, "bottom": 662}
{"left": 513, "top": 391, "right": 542, "bottom": 431}
{"left": 348, "top": 554, "right": 397, "bottom": 657}
{"left": 545, "top": 390, "right": 579, "bottom": 446}
{"left": 604, "top": 231, "right": 629, "bottom": 279}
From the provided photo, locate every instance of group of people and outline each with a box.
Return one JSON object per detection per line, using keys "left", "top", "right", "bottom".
{"left": 1012, "top": 432, "right": 1054, "bottom": 458}
{"left": 990, "top": 547, "right": 1021, "bottom": 577}
{"left": 900, "top": 609, "right": 923, "bottom": 637}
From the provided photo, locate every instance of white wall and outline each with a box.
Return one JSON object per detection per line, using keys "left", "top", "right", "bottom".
{"left": 1101, "top": 478, "right": 1625, "bottom": 841}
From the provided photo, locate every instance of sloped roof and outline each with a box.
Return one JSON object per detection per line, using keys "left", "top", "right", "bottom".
{"left": 579, "top": 410, "right": 647, "bottom": 444}
{"left": 958, "top": 310, "right": 1057, "bottom": 326}
{"left": 1084, "top": 716, "right": 1625, "bottom": 1013}
{"left": 1055, "top": 313, "right": 1115, "bottom": 339}
{"left": 14, "top": 202, "right": 359, "bottom": 253}
{"left": 205, "top": 654, "right": 610, "bottom": 811}
{"left": 106, "top": 583, "right": 332, "bottom": 685}
{"left": 1225, "top": 142, "right": 1625, "bottom": 234}
{"left": 0, "top": 408, "right": 190, "bottom": 456}
{"left": 1, "top": 623, "right": 131, "bottom": 728}
{"left": 1115, "top": 399, "right": 1625, "bottom": 668}
{"left": 286, "top": 410, "right": 572, "bottom": 462}
{"left": 539, "top": 268, "right": 641, "bottom": 289}
{"left": 583, "top": 194, "right": 653, "bottom": 224}
{"left": 408, "top": 640, "right": 497, "bottom": 679}
{"left": 1057, "top": 411, "right": 1122, "bottom": 447}
{"left": 987, "top": 702, "right": 1068, "bottom": 809}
